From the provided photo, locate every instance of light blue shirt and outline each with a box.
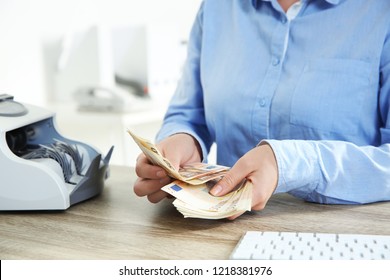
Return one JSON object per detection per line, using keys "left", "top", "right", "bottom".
{"left": 157, "top": 0, "right": 390, "bottom": 204}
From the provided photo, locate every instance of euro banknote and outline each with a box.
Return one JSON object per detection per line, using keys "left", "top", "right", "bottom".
{"left": 127, "top": 130, "right": 229, "bottom": 185}
{"left": 128, "top": 130, "right": 253, "bottom": 219}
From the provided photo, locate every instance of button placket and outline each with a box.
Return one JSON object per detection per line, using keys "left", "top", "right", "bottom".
{"left": 252, "top": 16, "right": 291, "bottom": 140}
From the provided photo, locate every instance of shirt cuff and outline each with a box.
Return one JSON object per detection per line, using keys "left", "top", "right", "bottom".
{"left": 261, "top": 139, "right": 321, "bottom": 196}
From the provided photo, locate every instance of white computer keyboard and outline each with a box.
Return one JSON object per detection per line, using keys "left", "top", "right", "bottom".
{"left": 230, "top": 231, "right": 390, "bottom": 260}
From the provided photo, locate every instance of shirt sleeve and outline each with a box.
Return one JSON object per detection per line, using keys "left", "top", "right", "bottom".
{"left": 156, "top": 2, "right": 212, "bottom": 161}
{"left": 264, "top": 25, "right": 390, "bottom": 204}
{"left": 265, "top": 139, "right": 390, "bottom": 204}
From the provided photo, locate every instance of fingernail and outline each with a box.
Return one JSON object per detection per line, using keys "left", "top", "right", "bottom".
{"left": 211, "top": 185, "right": 222, "bottom": 196}
{"left": 159, "top": 177, "right": 171, "bottom": 184}
{"left": 156, "top": 171, "right": 166, "bottom": 178}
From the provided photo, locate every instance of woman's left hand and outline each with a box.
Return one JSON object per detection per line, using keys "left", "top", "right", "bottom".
{"left": 210, "top": 143, "right": 278, "bottom": 220}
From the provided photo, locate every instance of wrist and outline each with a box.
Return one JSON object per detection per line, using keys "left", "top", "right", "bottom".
{"left": 257, "top": 143, "right": 279, "bottom": 190}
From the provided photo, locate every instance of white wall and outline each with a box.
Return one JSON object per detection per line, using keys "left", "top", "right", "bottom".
{"left": 0, "top": 0, "right": 202, "bottom": 106}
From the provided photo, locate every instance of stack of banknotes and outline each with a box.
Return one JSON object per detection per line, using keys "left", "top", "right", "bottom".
{"left": 22, "top": 140, "right": 84, "bottom": 184}
{"left": 128, "top": 130, "right": 252, "bottom": 219}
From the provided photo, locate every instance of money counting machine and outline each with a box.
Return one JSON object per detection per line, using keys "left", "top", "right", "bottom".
{"left": 0, "top": 94, "right": 113, "bottom": 210}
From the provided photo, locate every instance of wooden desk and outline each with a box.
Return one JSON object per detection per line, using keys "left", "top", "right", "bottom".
{"left": 1, "top": 166, "right": 390, "bottom": 260}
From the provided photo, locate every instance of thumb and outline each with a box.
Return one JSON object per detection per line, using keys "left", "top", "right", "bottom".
{"left": 210, "top": 165, "right": 247, "bottom": 197}
{"left": 159, "top": 145, "right": 181, "bottom": 172}
{"left": 168, "top": 154, "right": 181, "bottom": 172}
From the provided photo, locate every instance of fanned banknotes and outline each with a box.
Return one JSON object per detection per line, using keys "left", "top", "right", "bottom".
{"left": 21, "top": 139, "right": 84, "bottom": 184}
{"left": 128, "top": 130, "right": 252, "bottom": 219}
{"left": 127, "top": 130, "right": 229, "bottom": 184}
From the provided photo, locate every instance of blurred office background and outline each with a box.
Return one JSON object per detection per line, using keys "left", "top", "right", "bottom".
{"left": 0, "top": 0, "right": 203, "bottom": 166}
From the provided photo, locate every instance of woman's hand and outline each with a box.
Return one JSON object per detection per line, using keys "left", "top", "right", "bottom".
{"left": 210, "top": 143, "right": 278, "bottom": 220}
{"left": 133, "top": 133, "right": 202, "bottom": 203}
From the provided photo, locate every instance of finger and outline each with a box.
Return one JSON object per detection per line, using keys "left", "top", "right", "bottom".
{"left": 210, "top": 162, "right": 250, "bottom": 196}
{"left": 133, "top": 176, "right": 171, "bottom": 197}
{"left": 135, "top": 154, "right": 167, "bottom": 179}
{"left": 159, "top": 145, "right": 181, "bottom": 171}
{"left": 147, "top": 190, "right": 169, "bottom": 203}
{"left": 226, "top": 211, "right": 246, "bottom": 220}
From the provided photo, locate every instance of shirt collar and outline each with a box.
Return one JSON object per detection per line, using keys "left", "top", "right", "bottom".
{"left": 252, "top": 0, "right": 342, "bottom": 9}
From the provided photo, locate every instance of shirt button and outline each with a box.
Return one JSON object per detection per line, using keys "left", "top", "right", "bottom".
{"left": 259, "top": 98, "right": 267, "bottom": 107}
{"left": 281, "top": 17, "right": 287, "bottom": 24}
{"left": 272, "top": 58, "right": 280, "bottom": 66}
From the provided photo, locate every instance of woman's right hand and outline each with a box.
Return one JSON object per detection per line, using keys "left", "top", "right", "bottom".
{"left": 133, "top": 133, "right": 202, "bottom": 203}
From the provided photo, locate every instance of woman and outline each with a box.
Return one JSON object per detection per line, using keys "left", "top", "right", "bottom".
{"left": 134, "top": 0, "right": 390, "bottom": 219}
